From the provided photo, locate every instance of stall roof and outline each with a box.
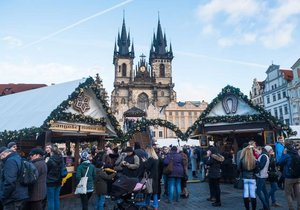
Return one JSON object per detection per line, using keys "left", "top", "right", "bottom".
{"left": 0, "top": 79, "right": 86, "bottom": 132}
{"left": 0, "top": 78, "right": 118, "bottom": 137}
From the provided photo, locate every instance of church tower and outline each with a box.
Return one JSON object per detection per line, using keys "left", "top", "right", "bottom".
{"left": 111, "top": 16, "right": 176, "bottom": 118}
{"left": 111, "top": 17, "right": 135, "bottom": 113}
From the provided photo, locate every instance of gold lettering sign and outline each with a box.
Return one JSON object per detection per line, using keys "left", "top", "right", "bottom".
{"left": 49, "top": 123, "right": 79, "bottom": 132}
{"left": 80, "top": 125, "right": 106, "bottom": 133}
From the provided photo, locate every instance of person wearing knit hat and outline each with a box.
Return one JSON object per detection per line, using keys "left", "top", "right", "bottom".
{"left": 80, "top": 150, "right": 90, "bottom": 162}
{"left": 264, "top": 145, "right": 273, "bottom": 153}
{"left": 7, "top": 142, "right": 17, "bottom": 152}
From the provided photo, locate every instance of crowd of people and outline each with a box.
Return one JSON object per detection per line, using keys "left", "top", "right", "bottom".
{"left": 0, "top": 137, "right": 299, "bottom": 210}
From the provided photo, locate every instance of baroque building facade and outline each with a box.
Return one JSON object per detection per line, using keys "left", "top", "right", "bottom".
{"left": 250, "top": 78, "right": 264, "bottom": 107}
{"left": 262, "top": 64, "right": 292, "bottom": 125}
{"left": 287, "top": 58, "right": 300, "bottom": 125}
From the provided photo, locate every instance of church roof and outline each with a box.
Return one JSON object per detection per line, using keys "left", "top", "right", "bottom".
{"left": 124, "top": 106, "right": 146, "bottom": 117}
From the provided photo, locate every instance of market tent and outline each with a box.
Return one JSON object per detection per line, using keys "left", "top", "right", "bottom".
{"left": 0, "top": 77, "right": 121, "bottom": 144}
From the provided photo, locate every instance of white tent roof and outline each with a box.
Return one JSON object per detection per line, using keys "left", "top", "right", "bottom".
{"left": 0, "top": 78, "right": 116, "bottom": 135}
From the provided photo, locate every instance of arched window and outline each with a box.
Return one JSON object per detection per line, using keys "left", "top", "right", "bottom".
{"left": 122, "top": 63, "right": 127, "bottom": 77}
{"left": 137, "top": 93, "right": 149, "bottom": 111}
{"left": 121, "top": 98, "right": 126, "bottom": 104}
{"left": 159, "top": 64, "right": 165, "bottom": 77}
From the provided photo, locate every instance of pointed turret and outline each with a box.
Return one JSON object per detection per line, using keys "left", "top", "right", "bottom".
{"left": 149, "top": 18, "right": 173, "bottom": 64}
{"left": 113, "top": 16, "right": 135, "bottom": 64}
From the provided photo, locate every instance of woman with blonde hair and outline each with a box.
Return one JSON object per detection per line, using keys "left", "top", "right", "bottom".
{"left": 141, "top": 146, "right": 159, "bottom": 210}
{"left": 239, "top": 146, "right": 258, "bottom": 210}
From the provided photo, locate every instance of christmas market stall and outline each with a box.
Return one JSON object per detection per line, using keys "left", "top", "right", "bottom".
{"left": 0, "top": 75, "right": 122, "bottom": 196}
{"left": 186, "top": 85, "right": 294, "bottom": 153}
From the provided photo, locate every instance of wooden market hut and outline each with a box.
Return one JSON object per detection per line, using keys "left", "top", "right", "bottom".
{"left": 189, "top": 85, "right": 293, "bottom": 153}
{"left": 0, "top": 76, "right": 122, "bottom": 195}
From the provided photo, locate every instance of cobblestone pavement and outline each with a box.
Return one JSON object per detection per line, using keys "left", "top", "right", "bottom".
{"left": 61, "top": 180, "right": 289, "bottom": 210}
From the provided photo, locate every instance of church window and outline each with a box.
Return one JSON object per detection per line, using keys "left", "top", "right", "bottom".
{"left": 161, "top": 91, "right": 164, "bottom": 96}
{"left": 122, "top": 63, "right": 127, "bottom": 77}
{"left": 121, "top": 98, "right": 126, "bottom": 104}
{"left": 137, "top": 93, "right": 149, "bottom": 111}
{"left": 160, "top": 64, "right": 165, "bottom": 77}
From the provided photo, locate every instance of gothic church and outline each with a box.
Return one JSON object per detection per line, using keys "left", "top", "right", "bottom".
{"left": 111, "top": 17, "right": 177, "bottom": 125}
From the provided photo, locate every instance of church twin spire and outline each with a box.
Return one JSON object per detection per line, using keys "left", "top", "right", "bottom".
{"left": 113, "top": 15, "right": 173, "bottom": 64}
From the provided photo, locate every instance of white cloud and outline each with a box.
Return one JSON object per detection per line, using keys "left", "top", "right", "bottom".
{"left": 202, "top": 24, "right": 219, "bottom": 36}
{"left": 218, "top": 37, "right": 233, "bottom": 48}
{"left": 196, "top": 0, "right": 300, "bottom": 49}
{"left": 196, "top": 0, "right": 260, "bottom": 23}
{"left": 260, "top": 23, "right": 295, "bottom": 49}
{"left": 0, "top": 62, "right": 102, "bottom": 84}
{"left": 2, "top": 36, "right": 23, "bottom": 48}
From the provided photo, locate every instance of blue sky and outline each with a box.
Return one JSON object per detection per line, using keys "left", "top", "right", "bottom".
{"left": 1, "top": 0, "right": 300, "bottom": 103}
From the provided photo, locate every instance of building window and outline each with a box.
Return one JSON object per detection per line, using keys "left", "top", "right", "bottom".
{"left": 277, "top": 92, "right": 281, "bottom": 100}
{"left": 181, "top": 111, "right": 184, "bottom": 116}
{"left": 279, "top": 106, "right": 283, "bottom": 117}
{"left": 137, "top": 93, "right": 149, "bottom": 111}
{"left": 175, "top": 111, "right": 178, "bottom": 116}
{"left": 274, "top": 108, "right": 278, "bottom": 118}
{"left": 159, "top": 131, "right": 163, "bottom": 137}
{"left": 188, "top": 118, "right": 193, "bottom": 126}
{"left": 283, "top": 91, "right": 286, "bottom": 98}
{"left": 121, "top": 98, "right": 126, "bottom": 104}
{"left": 169, "top": 111, "right": 172, "bottom": 116}
{"left": 273, "top": 94, "right": 276, "bottom": 102}
{"left": 159, "top": 64, "right": 165, "bottom": 77}
{"left": 161, "top": 91, "right": 164, "bottom": 97}
{"left": 153, "top": 131, "right": 156, "bottom": 137}
{"left": 267, "top": 96, "right": 270, "bottom": 104}
{"left": 122, "top": 63, "right": 127, "bottom": 77}
{"left": 284, "top": 104, "right": 288, "bottom": 114}
{"left": 181, "top": 118, "right": 185, "bottom": 128}
{"left": 189, "top": 112, "right": 192, "bottom": 116}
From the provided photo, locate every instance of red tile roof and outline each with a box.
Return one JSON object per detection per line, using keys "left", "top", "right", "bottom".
{"left": 0, "top": 84, "right": 47, "bottom": 96}
{"left": 280, "top": 69, "right": 293, "bottom": 82}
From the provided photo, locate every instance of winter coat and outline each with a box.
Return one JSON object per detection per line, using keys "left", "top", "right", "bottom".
{"left": 275, "top": 142, "right": 284, "bottom": 163}
{"left": 190, "top": 149, "right": 197, "bottom": 172}
{"left": 144, "top": 157, "right": 159, "bottom": 194}
{"left": 121, "top": 154, "right": 140, "bottom": 178}
{"left": 239, "top": 159, "right": 257, "bottom": 179}
{"left": 76, "top": 161, "right": 96, "bottom": 192}
{"left": 278, "top": 148, "right": 299, "bottom": 178}
{"left": 29, "top": 157, "right": 47, "bottom": 201}
{"left": 164, "top": 151, "right": 184, "bottom": 178}
{"left": 0, "top": 152, "right": 29, "bottom": 205}
{"left": 94, "top": 168, "right": 116, "bottom": 195}
{"left": 46, "top": 154, "right": 63, "bottom": 187}
{"left": 206, "top": 154, "right": 224, "bottom": 179}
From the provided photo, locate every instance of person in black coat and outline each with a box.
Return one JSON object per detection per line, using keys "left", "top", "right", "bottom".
{"left": 45, "top": 144, "right": 63, "bottom": 210}
{"left": 206, "top": 146, "right": 224, "bottom": 207}
{"left": 0, "top": 148, "right": 29, "bottom": 209}
{"left": 141, "top": 146, "right": 159, "bottom": 210}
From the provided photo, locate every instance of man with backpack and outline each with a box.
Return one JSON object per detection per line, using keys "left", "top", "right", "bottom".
{"left": 24, "top": 148, "right": 47, "bottom": 210}
{"left": 0, "top": 147, "right": 29, "bottom": 210}
{"left": 278, "top": 139, "right": 300, "bottom": 210}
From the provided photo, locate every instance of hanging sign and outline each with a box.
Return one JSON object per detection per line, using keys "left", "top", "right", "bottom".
{"left": 80, "top": 125, "right": 106, "bottom": 133}
{"left": 50, "top": 123, "right": 79, "bottom": 132}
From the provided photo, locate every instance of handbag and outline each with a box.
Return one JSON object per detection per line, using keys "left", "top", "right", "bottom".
{"left": 75, "top": 166, "right": 90, "bottom": 194}
{"left": 141, "top": 171, "right": 153, "bottom": 194}
{"left": 163, "top": 159, "right": 173, "bottom": 175}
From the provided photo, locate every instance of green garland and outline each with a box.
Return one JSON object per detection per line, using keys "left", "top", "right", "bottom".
{"left": 185, "top": 85, "right": 293, "bottom": 137}
{"left": 0, "top": 75, "right": 123, "bottom": 143}
{"left": 119, "top": 118, "right": 186, "bottom": 142}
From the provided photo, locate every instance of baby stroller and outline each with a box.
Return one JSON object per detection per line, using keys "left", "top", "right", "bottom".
{"left": 111, "top": 175, "right": 152, "bottom": 210}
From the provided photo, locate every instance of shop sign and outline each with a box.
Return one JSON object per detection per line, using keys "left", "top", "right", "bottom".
{"left": 80, "top": 125, "right": 106, "bottom": 133}
{"left": 50, "top": 123, "right": 79, "bottom": 132}
{"left": 50, "top": 122, "right": 105, "bottom": 134}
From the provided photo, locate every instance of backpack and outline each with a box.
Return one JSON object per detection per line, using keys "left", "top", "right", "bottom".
{"left": 19, "top": 160, "right": 39, "bottom": 186}
{"left": 289, "top": 153, "right": 300, "bottom": 178}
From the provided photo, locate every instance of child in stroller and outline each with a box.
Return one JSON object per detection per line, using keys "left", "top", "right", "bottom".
{"left": 111, "top": 175, "right": 152, "bottom": 210}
